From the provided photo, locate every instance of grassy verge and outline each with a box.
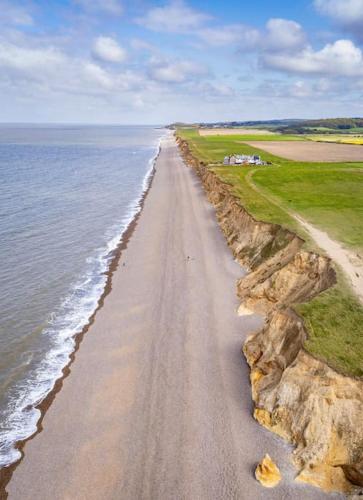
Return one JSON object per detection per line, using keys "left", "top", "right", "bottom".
{"left": 178, "top": 128, "right": 363, "bottom": 377}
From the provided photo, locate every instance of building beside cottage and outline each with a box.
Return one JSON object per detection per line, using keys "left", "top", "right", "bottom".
{"left": 223, "top": 154, "right": 266, "bottom": 166}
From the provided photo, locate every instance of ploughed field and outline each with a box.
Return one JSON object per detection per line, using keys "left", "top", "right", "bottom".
{"left": 178, "top": 128, "right": 363, "bottom": 377}
{"left": 245, "top": 140, "right": 363, "bottom": 162}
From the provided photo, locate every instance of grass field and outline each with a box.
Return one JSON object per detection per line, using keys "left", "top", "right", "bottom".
{"left": 199, "top": 128, "right": 275, "bottom": 136}
{"left": 178, "top": 128, "right": 363, "bottom": 377}
{"left": 197, "top": 131, "right": 304, "bottom": 142}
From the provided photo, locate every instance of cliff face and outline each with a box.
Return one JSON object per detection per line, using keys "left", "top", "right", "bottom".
{"left": 178, "top": 137, "right": 363, "bottom": 494}
{"left": 245, "top": 312, "right": 363, "bottom": 494}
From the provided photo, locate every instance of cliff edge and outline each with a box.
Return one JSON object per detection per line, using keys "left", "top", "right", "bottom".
{"left": 177, "top": 136, "right": 363, "bottom": 495}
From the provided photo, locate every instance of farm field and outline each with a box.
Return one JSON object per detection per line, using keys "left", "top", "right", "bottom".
{"left": 307, "top": 134, "right": 363, "bottom": 145}
{"left": 198, "top": 130, "right": 304, "bottom": 142}
{"left": 305, "top": 126, "right": 363, "bottom": 134}
{"left": 245, "top": 140, "right": 363, "bottom": 162}
{"left": 178, "top": 128, "right": 363, "bottom": 377}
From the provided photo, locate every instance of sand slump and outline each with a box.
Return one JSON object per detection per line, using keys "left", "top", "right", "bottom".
{"left": 177, "top": 136, "right": 363, "bottom": 495}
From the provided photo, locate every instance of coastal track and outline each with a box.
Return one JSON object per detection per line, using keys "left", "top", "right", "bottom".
{"left": 7, "top": 137, "right": 337, "bottom": 500}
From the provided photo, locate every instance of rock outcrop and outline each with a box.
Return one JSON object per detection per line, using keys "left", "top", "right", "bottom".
{"left": 177, "top": 136, "right": 363, "bottom": 495}
{"left": 255, "top": 454, "right": 281, "bottom": 488}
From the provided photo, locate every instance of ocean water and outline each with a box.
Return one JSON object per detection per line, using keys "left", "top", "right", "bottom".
{"left": 0, "top": 124, "right": 165, "bottom": 467}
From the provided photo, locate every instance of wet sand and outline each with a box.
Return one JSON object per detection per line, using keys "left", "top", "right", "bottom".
{"left": 6, "top": 137, "right": 337, "bottom": 499}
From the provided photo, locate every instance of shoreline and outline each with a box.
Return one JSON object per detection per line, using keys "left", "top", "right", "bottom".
{"left": 4, "top": 135, "right": 330, "bottom": 500}
{"left": 0, "top": 143, "right": 162, "bottom": 498}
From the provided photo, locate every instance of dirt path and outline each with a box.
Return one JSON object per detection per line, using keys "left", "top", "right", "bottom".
{"left": 6, "top": 138, "right": 335, "bottom": 500}
{"left": 294, "top": 215, "right": 363, "bottom": 303}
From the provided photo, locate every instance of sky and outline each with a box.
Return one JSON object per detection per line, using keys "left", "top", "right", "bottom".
{"left": 1, "top": 0, "right": 363, "bottom": 124}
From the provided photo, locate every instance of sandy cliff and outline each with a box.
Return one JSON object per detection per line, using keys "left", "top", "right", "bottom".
{"left": 177, "top": 137, "right": 363, "bottom": 495}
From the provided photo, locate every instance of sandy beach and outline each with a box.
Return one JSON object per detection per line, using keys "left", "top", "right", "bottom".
{"left": 5, "top": 136, "right": 335, "bottom": 500}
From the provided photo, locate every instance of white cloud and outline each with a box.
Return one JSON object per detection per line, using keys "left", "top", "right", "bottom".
{"left": 314, "top": 0, "right": 363, "bottom": 40}
{"left": 257, "top": 76, "right": 363, "bottom": 101}
{"left": 92, "top": 36, "right": 127, "bottom": 63}
{"left": 265, "top": 18, "right": 306, "bottom": 51}
{"left": 314, "top": 0, "right": 363, "bottom": 26}
{"left": 197, "top": 24, "right": 260, "bottom": 47}
{"left": 2, "top": 1, "right": 363, "bottom": 123}
{"left": 263, "top": 39, "right": 363, "bottom": 76}
{"left": 75, "top": 0, "right": 123, "bottom": 15}
{"left": 288, "top": 80, "right": 314, "bottom": 98}
{"left": 0, "top": 41, "right": 65, "bottom": 76}
{"left": 0, "top": 1, "right": 33, "bottom": 26}
{"left": 150, "top": 60, "right": 208, "bottom": 83}
{"left": 83, "top": 62, "right": 114, "bottom": 88}
{"left": 0, "top": 39, "right": 144, "bottom": 98}
{"left": 257, "top": 79, "right": 314, "bottom": 99}
{"left": 0, "top": 37, "right": 210, "bottom": 111}
{"left": 136, "top": 1, "right": 211, "bottom": 34}
{"left": 196, "top": 17, "right": 306, "bottom": 52}
{"left": 197, "top": 81, "right": 236, "bottom": 97}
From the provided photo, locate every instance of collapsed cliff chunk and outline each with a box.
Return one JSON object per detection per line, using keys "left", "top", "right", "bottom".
{"left": 238, "top": 250, "right": 336, "bottom": 314}
{"left": 255, "top": 454, "right": 282, "bottom": 488}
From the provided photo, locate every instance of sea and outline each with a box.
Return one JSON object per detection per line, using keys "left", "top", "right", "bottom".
{"left": 0, "top": 124, "right": 165, "bottom": 467}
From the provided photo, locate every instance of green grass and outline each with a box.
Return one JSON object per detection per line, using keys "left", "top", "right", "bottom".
{"left": 297, "top": 276, "right": 363, "bottom": 377}
{"left": 201, "top": 134, "right": 304, "bottom": 142}
{"left": 178, "top": 128, "right": 363, "bottom": 377}
{"left": 253, "top": 164, "right": 363, "bottom": 251}
{"left": 212, "top": 165, "right": 308, "bottom": 240}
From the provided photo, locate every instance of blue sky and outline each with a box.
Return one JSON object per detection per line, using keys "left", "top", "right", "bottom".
{"left": 1, "top": 0, "right": 363, "bottom": 123}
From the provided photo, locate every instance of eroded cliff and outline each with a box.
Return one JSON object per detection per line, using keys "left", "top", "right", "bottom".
{"left": 177, "top": 136, "right": 363, "bottom": 495}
